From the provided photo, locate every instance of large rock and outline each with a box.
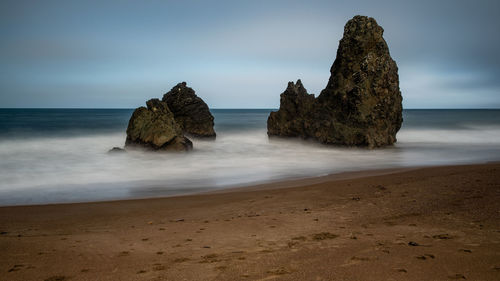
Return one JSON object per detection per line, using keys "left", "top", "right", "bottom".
{"left": 125, "top": 99, "right": 193, "bottom": 151}
{"left": 267, "top": 15, "right": 403, "bottom": 148}
{"left": 162, "top": 82, "right": 216, "bottom": 138}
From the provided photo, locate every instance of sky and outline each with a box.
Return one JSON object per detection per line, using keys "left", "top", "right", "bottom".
{"left": 1, "top": 0, "right": 499, "bottom": 109}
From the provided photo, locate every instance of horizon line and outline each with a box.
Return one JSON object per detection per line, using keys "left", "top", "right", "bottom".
{"left": 1, "top": 107, "right": 500, "bottom": 110}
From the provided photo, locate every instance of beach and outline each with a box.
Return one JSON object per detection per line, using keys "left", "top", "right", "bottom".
{"left": 2, "top": 1, "right": 500, "bottom": 280}
{"left": 1, "top": 163, "right": 499, "bottom": 281}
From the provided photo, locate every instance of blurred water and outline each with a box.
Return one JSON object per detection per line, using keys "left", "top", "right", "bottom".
{"left": 0, "top": 109, "right": 499, "bottom": 205}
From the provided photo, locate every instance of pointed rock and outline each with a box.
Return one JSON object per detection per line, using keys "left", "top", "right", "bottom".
{"left": 267, "top": 15, "right": 403, "bottom": 148}
{"left": 267, "top": 79, "right": 315, "bottom": 137}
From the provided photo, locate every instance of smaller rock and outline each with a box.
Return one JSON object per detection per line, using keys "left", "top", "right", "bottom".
{"left": 267, "top": 79, "right": 315, "bottom": 137}
{"left": 108, "top": 147, "right": 126, "bottom": 153}
{"left": 125, "top": 98, "right": 192, "bottom": 151}
{"left": 408, "top": 241, "right": 420, "bottom": 246}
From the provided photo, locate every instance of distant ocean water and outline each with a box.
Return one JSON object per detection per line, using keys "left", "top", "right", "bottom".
{"left": 0, "top": 109, "right": 499, "bottom": 206}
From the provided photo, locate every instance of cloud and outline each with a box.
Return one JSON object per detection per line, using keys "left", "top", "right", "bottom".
{"left": 0, "top": 0, "right": 499, "bottom": 108}
{"left": 401, "top": 63, "right": 500, "bottom": 108}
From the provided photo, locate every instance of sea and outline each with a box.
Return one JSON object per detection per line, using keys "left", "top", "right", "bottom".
{"left": 0, "top": 109, "right": 499, "bottom": 206}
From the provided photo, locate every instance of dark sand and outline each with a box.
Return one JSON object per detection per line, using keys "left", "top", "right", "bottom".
{"left": 0, "top": 163, "right": 499, "bottom": 281}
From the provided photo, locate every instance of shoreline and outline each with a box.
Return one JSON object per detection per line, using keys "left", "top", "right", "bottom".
{"left": 1, "top": 162, "right": 494, "bottom": 208}
{"left": 1, "top": 165, "right": 420, "bottom": 208}
{"left": 1, "top": 162, "right": 499, "bottom": 280}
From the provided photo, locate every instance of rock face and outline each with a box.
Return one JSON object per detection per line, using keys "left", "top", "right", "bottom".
{"left": 125, "top": 98, "right": 193, "bottom": 151}
{"left": 267, "top": 79, "right": 315, "bottom": 137}
{"left": 163, "top": 82, "right": 216, "bottom": 138}
{"left": 267, "top": 15, "right": 403, "bottom": 148}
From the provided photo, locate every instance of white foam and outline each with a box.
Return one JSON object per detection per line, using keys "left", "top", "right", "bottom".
{"left": 0, "top": 125, "right": 499, "bottom": 205}
{"left": 398, "top": 125, "right": 500, "bottom": 144}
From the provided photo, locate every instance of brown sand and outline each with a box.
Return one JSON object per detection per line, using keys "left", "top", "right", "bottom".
{"left": 0, "top": 163, "right": 499, "bottom": 281}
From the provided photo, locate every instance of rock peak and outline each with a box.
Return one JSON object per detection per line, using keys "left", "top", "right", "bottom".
{"left": 343, "top": 15, "right": 383, "bottom": 39}
{"left": 170, "top": 82, "right": 193, "bottom": 94}
{"left": 286, "top": 79, "right": 306, "bottom": 95}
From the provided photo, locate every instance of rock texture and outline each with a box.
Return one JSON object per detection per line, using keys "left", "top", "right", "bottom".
{"left": 125, "top": 98, "right": 193, "bottom": 151}
{"left": 163, "top": 82, "right": 216, "bottom": 138}
{"left": 268, "top": 15, "right": 403, "bottom": 148}
{"left": 267, "top": 79, "right": 315, "bottom": 137}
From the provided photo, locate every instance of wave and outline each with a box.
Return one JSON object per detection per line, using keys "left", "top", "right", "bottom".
{"left": 398, "top": 125, "right": 500, "bottom": 144}
{"left": 1, "top": 122, "right": 500, "bottom": 205}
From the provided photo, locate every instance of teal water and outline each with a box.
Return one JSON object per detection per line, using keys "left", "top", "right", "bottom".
{"left": 0, "top": 109, "right": 499, "bottom": 205}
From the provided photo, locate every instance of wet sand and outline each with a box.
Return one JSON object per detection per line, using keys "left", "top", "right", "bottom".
{"left": 0, "top": 163, "right": 499, "bottom": 281}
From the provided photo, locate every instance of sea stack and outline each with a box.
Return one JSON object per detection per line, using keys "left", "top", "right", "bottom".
{"left": 125, "top": 82, "right": 215, "bottom": 151}
{"left": 125, "top": 98, "right": 193, "bottom": 151}
{"left": 267, "top": 15, "right": 403, "bottom": 148}
{"left": 163, "top": 82, "right": 216, "bottom": 138}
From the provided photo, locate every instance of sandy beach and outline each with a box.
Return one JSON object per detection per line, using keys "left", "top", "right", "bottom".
{"left": 1, "top": 163, "right": 499, "bottom": 281}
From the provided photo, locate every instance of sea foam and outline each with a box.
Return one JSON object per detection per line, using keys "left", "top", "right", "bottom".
{"left": 0, "top": 109, "right": 499, "bottom": 205}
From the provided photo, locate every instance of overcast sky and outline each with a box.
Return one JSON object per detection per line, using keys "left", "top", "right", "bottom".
{"left": 1, "top": 0, "right": 499, "bottom": 108}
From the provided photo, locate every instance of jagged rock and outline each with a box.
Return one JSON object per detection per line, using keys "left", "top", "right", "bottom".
{"left": 162, "top": 82, "right": 216, "bottom": 138}
{"left": 267, "top": 79, "right": 315, "bottom": 137}
{"left": 267, "top": 15, "right": 403, "bottom": 148}
{"left": 125, "top": 98, "right": 193, "bottom": 151}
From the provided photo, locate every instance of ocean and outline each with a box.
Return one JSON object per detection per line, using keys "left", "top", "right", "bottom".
{"left": 0, "top": 109, "right": 499, "bottom": 206}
